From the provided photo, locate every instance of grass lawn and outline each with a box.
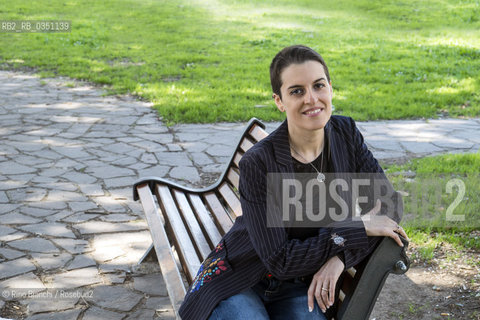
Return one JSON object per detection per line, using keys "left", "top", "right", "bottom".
{"left": 384, "top": 153, "right": 480, "bottom": 262}
{"left": 0, "top": 0, "right": 479, "bottom": 123}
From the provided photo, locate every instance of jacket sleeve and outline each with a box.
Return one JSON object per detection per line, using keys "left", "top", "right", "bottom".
{"left": 239, "top": 150, "right": 369, "bottom": 280}
{"left": 340, "top": 118, "right": 404, "bottom": 269}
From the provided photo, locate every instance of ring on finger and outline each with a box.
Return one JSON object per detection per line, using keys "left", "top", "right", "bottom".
{"left": 321, "top": 287, "right": 328, "bottom": 292}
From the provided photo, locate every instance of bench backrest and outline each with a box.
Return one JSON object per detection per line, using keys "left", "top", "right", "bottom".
{"left": 156, "top": 119, "right": 268, "bottom": 283}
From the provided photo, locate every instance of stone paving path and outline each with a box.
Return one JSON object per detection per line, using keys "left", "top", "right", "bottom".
{"left": 0, "top": 70, "right": 479, "bottom": 319}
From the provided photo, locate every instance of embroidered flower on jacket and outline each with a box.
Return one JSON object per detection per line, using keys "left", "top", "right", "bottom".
{"left": 331, "top": 233, "right": 345, "bottom": 247}
{"left": 215, "top": 242, "right": 224, "bottom": 253}
{"left": 190, "top": 242, "right": 228, "bottom": 293}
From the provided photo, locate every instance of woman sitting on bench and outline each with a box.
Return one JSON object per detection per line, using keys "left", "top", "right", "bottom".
{"left": 179, "top": 45, "right": 409, "bottom": 320}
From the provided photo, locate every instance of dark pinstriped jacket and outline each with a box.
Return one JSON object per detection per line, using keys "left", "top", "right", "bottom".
{"left": 179, "top": 116, "right": 402, "bottom": 320}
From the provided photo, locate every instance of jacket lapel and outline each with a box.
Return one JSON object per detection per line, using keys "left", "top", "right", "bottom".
{"left": 271, "top": 120, "right": 294, "bottom": 170}
{"left": 325, "top": 121, "right": 340, "bottom": 172}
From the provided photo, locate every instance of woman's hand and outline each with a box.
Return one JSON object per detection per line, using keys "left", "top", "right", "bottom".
{"left": 361, "top": 199, "right": 409, "bottom": 247}
{"left": 307, "top": 255, "right": 344, "bottom": 314}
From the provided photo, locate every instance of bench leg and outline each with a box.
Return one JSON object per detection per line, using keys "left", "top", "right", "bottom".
{"left": 137, "top": 243, "right": 157, "bottom": 265}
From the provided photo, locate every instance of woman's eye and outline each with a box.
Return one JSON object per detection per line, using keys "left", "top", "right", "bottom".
{"left": 290, "top": 88, "right": 303, "bottom": 96}
{"left": 314, "top": 83, "right": 326, "bottom": 89}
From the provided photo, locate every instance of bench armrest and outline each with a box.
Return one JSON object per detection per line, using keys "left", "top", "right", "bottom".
{"left": 336, "top": 236, "right": 410, "bottom": 320}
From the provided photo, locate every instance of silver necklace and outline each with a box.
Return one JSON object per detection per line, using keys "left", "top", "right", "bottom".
{"left": 290, "top": 144, "right": 325, "bottom": 183}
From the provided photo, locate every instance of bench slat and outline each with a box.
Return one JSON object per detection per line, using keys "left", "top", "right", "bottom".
{"left": 204, "top": 192, "right": 233, "bottom": 234}
{"left": 218, "top": 182, "right": 242, "bottom": 218}
{"left": 136, "top": 184, "right": 186, "bottom": 316}
{"left": 249, "top": 124, "right": 268, "bottom": 142}
{"left": 174, "top": 190, "right": 211, "bottom": 261}
{"left": 340, "top": 270, "right": 355, "bottom": 298}
{"left": 239, "top": 138, "right": 254, "bottom": 153}
{"left": 188, "top": 194, "right": 222, "bottom": 248}
{"left": 157, "top": 185, "right": 201, "bottom": 282}
{"left": 226, "top": 168, "right": 240, "bottom": 190}
{"left": 232, "top": 152, "right": 243, "bottom": 168}
{"left": 346, "top": 267, "right": 356, "bottom": 278}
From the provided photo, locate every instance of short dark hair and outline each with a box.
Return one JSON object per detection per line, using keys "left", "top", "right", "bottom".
{"left": 270, "top": 45, "right": 331, "bottom": 99}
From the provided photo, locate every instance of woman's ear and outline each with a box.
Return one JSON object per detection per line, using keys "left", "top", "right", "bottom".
{"left": 273, "top": 93, "right": 285, "bottom": 112}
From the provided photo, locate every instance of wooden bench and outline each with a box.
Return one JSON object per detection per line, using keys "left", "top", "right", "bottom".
{"left": 133, "top": 118, "right": 410, "bottom": 320}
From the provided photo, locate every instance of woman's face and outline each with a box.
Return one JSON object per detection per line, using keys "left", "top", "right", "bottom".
{"left": 274, "top": 60, "right": 333, "bottom": 133}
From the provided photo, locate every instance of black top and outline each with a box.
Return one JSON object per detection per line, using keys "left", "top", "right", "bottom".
{"left": 290, "top": 139, "right": 332, "bottom": 240}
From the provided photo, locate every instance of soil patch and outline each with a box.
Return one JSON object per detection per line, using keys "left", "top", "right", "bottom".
{"left": 372, "top": 240, "right": 480, "bottom": 320}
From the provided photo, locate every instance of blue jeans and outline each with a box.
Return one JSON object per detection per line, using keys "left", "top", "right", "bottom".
{"left": 208, "top": 278, "right": 328, "bottom": 320}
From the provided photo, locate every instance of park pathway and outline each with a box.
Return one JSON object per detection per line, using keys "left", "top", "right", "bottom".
{"left": 0, "top": 70, "right": 479, "bottom": 319}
